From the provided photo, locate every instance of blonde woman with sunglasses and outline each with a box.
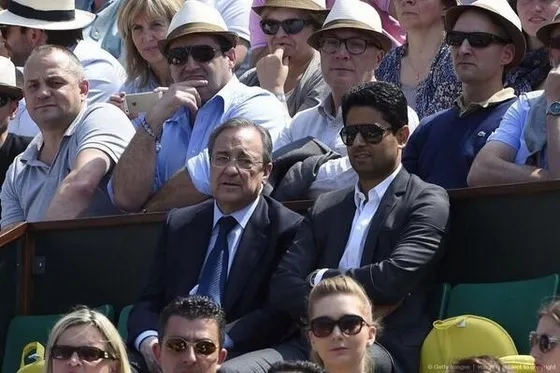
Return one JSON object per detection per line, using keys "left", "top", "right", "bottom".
{"left": 307, "top": 275, "right": 393, "bottom": 373}
{"left": 531, "top": 300, "right": 560, "bottom": 373}
{"left": 45, "top": 306, "right": 130, "bottom": 373}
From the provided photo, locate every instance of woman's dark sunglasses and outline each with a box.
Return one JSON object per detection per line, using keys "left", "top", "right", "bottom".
{"left": 529, "top": 331, "right": 560, "bottom": 353}
{"left": 164, "top": 337, "right": 217, "bottom": 355}
{"left": 445, "top": 31, "right": 511, "bottom": 48}
{"left": 51, "top": 345, "right": 115, "bottom": 362}
{"left": 310, "top": 314, "right": 369, "bottom": 338}
{"left": 260, "top": 19, "right": 312, "bottom": 35}
{"left": 166, "top": 45, "right": 220, "bottom": 65}
{"left": 550, "top": 36, "right": 560, "bottom": 50}
{"left": 340, "top": 123, "right": 391, "bottom": 146}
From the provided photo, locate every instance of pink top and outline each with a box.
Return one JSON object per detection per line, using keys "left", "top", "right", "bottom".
{"left": 249, "top": 0, "right": 406, "bottom": 51}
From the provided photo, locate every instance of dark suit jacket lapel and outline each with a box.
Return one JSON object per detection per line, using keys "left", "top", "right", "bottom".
{"left": 176, "top": 205, "right": 214, "bottom": 296}
{"left": 223, "top": 197, "right": 269, "bottom": 313}
{"left": 323, "top": 190, "right": 356, "bottom": 267}
{"left": 361, "top": 168, "right": 409, "bottom": 265}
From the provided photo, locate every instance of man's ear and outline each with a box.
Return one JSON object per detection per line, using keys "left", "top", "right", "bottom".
{"left": 501, "top": 44, "right": 515, "bottom": 68}
{"left": 27, "top": 28, "right": 46, "bottom": 47}
{"left": 396, "top": 125, "right": 410, "bottom": 148}
{"left": 78, "top": 78, "right": 89, "bottom": 101}
{"left": 225, "top": 47, "right": 237, "bottom": 70}
{"left": 217, "top": 347, "right": 227, "bottom": 364}
{"left": 261, "top": 162, "right": 273, "bottom": 185}
{"left": 153, "top": 341, "right": 162, "bottom": 363}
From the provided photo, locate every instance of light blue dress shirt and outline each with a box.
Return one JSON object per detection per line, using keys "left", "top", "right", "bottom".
{"left": 149, "top": 76, "right": 288, "bottom": 191}
{"left": 487, "top": 91, "right": 547, "bottom": 167}
{"left": 78, "top": 0, "right": 124, "bottom": 61}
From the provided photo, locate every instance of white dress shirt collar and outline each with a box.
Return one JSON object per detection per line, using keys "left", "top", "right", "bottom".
{"left": 212, "top": 195, "right": 261, "bottom": 229}
{"left": 353, "top": 164, "right": 402, "bottom": 210}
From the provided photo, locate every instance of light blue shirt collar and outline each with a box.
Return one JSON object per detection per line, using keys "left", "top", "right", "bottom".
{"left": 212, "top": 194, "right": 261, "bottom": 230}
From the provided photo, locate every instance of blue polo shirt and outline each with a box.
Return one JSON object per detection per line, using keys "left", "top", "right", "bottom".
{"left": 403, "top": 88, "right": 517, "bottom": 189}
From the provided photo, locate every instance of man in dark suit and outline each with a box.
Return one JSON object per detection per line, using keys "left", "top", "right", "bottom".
{"left": 269, "top": 81, "right": 450, "bottom": 373}
{"left": 128, "top": 118, "right": 304, "bottom": 373}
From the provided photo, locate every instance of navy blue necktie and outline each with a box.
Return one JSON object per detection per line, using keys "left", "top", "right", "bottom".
{"left": 197, "top": 216, "right": 238, "bottom": 305}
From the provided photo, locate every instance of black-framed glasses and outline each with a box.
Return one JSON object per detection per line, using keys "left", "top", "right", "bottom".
{"left": 0, "top": 93, "right": 11, "bottom": 107}
{"left": 530, "top": 332, "right": 560, "bottom": 354}
{"left": 310, "top": 314, "right": 369, "bottom": 338}
{"left": 166, "top": 45, "right": 220, "bottom": 65}
{"left": 260, "top": 19, "right": 312, "bottom": 35}
{"left": 549, "top": 36, "right": 560, "bottom": 50}
{"left": 164, "top": 337, "right": 217, "bottom": 356}
{"left": 319, "top": 37, "right": 380, "bottom": 55}
{"left": 211, "top": 155, "right": 263, "bottom": 170}
{"left": 51, "top": 345, "right": 116, "bottom": 362}
{"left": 340, "top": 123, "right": 391, "bottom": 146}
{"left": 445, "top": 31, "right": 511, "bottom": 48}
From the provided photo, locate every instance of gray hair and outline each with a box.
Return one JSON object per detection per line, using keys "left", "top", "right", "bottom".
{"left": 208, "top": 118, "right": 273, "bottom": 164}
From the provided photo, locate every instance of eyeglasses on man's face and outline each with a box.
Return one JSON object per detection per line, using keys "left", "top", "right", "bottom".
{"left": 165, "top": 45, "right": 221, "bottom": 65}
{"left": 164, "top": 337, "right": 218, "bottom": 356}
{"left": 319, "top": 37, "right": 381, "bottom": 55}
{"left": 260, "top": 19, "right": 312, "bottom": 35}
{"left": 211, "top": 154, "right": 263, "bottom": 170}
{"left": 340, "top": 123, "right": 392, "bottom": 146}
{"left": 446, "top": 31, "right": 511, "bottom": 48}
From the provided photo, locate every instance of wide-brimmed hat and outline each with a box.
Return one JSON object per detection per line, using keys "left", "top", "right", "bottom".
{"left": 253, "top": 0, "right": 327, "bottom": 16}
{"left": 158, "top": 0, "right": 239, "bottom": 54}
{"left": 444, "top": 0, "right": 526, "bottom": 66}
{"left": 536, "top": 8, "right": 560, "bottom": 46}
{"left": 0, "top": 0, "right": 95, "bottom": 30}
{"left": 0, "top": 57, "right": 23, "bottom": 99}
{"left": 307, "top": 0, "right": 392, "bottom": 52}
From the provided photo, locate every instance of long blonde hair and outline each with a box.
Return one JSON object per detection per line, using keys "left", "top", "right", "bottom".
{"left": 117, "top": 0, "right": 183, "bottom": 87}
{"left": 307, "top": 275, "right": 380, "bottom": 373}
{"left": 45, "top": 307, "right": 131, "bottom": 373}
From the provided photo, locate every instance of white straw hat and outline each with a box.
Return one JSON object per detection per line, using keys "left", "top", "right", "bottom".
{"left": 444, "top": 0, "right": 526, "bottom": 66}
{"left": 0, "top": 57, "right": 23, "bottom": 99}
{"left": 158, "top": 0, "right": 239, "bottom": 54}
{"left": 253, "top": 0, "right": 327, "bottom": 16}
{"left": 0, "top": 0, "right": 95, "bottom": 30}
{"left": 307, "top": 0, "right": 392, "bottom": 53}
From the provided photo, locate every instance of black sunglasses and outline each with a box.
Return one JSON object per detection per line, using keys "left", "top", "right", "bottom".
{"left": 446, "top": 31, "right": 511, "bottom": 48}
{"left": 550, "top": 36, "right": 560, "bottom": 50}
{"left": 530, "top": 332, "right": 560, "bottom": 354}
{"left": 260, "top": 19, "right": 312, "bottom": 35}
{"left": 164, "top": 337, "right": 217, "bottom": 356}
{"left": 0, "top": 93, "right": 11, "bottom": 107}
{"left": 310, "top": 314, "right": 369, "bottom": 338}
{"left": 166, "top": 45, "right": 220, "bottom": 65}
{"left": 51, "top": 345, "right": 115, "bottom": 362}
{"left": 340, "top": 123, "right": 391, "bottom": 146}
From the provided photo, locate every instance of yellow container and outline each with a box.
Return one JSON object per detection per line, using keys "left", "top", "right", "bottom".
{"left": 16, "top": 342, "right": 45, "bottom": 373}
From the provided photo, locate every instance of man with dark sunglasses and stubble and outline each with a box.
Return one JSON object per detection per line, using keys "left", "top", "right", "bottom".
{"left": 403, "top": 0, "right": 523, "bottom": 189}
{"left": 468, "top": 7, "right": 560, "bottom": 186}
{"left": 110, "top": 0, "right": 288, "bottom": 214}
{"left": 155, "top": 296, "right": 228, "bottom": 373}
{"left": 268, "top": 81, "right": 449, "bottom": 373}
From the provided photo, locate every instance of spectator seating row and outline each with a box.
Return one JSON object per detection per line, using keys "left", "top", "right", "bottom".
{"left": 3, "top": 274, "right": 556, "bottom": 373}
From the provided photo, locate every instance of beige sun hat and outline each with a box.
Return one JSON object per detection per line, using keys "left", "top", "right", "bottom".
{"left": 158, "top": 0, "right": 239, "bottom": 54}
{"left": 307, "top": 0, "right": 392, "bottom": 52}
{"left": 444, "top": 0, "right": 526, "bottom": 66}
{"left": 0, "top": 0, "right": 95, "bottom": 30}
{"left": 253, "top": 0, "right": 328, "bottom": 16}
{"left": 536, "top": 8, "right": 560, "bottom": 46}
{"left": 0, "top": 57, "right": 23, "bottom": 99}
